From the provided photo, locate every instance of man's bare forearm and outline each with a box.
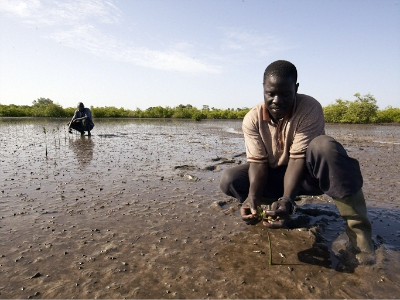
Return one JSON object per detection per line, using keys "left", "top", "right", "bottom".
{"left": 248, "top": 162, "right": 269, "bottom": 199}
{"left": 73, "top": 116, "right": 87, "bottom": 121}
{"left": 68, "top": 116, "right": 88, "bottom": 129}
{"left": 283, "top": 157, "right": 305, "bottom": 200}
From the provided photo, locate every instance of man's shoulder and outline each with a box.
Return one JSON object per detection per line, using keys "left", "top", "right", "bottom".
{"left": 242, "top": 102, "right": 263, "bottom": 130}
{"left": 244, "top": 102, "right": 263, "bottom": 118}
{"left": 297, "top": 94, "right": 321, "bottom": 106}
{"left": 295, "top": 94, "right": 323, "bottom": 113}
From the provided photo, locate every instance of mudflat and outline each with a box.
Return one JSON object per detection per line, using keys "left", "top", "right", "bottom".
{"left": 0, "top": 118, "right": 399, "bottom": 299}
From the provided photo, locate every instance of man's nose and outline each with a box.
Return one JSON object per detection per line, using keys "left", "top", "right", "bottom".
{"left": 272, "top": 95, "right": 283, "bottom": 104}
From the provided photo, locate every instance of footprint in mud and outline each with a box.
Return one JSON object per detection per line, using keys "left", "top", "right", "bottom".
{"left": 204, "top": 153, "right": 246, "bottom": 171}
{"left": 174, "top": 165, "right": 198, "bottom": 171}
{"left": 209, "top": 199, "right": 240, "bottom": 214}
{"left": 203, "top": 165, "right": 221, "bottom": 171}
{"left": 176, "top": 172, "right": 200, "bottom": 182}
{"left": 174, "top": 165, "right": 201, "bottom": 181}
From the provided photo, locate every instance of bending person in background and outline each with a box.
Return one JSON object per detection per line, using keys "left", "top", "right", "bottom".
{"left": 68, "top": 102, "right": 94, "bottom": 136}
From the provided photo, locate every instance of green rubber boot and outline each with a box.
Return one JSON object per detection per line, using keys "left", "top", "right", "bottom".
{"left": 333, "top": 189, "right": 375, "bottom": 265}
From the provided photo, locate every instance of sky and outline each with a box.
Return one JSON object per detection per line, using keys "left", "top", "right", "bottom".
{"left": 0, "top": 0, "right": 399, "bottom": 110}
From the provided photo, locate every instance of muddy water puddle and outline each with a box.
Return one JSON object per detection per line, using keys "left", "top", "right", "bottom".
{"left": 0, "top": 118, "right": 400, "bottom": 298}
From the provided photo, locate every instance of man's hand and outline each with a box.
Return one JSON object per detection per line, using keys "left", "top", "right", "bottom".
{"left": 262, "top": 197, "right": 294, "bottom": 228}
{"left": 240, "top": 197, "right": 261, "bottom": 225}
{"left": 242, "top": 162, "right": 269, "bottom": 225}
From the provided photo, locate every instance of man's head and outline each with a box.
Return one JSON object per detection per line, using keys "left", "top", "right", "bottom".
{"left": 263, "top": 60, "right": 299, "bottom": 121}
{"left": 77, "top": 102, "right": 85, "bottom": 112}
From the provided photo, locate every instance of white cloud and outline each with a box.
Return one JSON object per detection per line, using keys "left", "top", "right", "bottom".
{"left": 0, "top": 0, "right": 41, "bottom": 17}
{"left": 47, "top": 24, "right": 222, "bottom": 74}
{"left": 126, "top": 49, "right": 222, "bottom": 74}
{"left": 44, "top": 0, "right": 122, "bottom": 25}
{"left": 0, "top": 0, "right": 121, "bottom": 25}
{"left": 1, "top": 0, "right": 222, "bottom": 74}
{"left": 1, "top": 1, "right": 288, "bottom": 73}
{"left": 221, "top": 28, "right": 289, "bottom": 58}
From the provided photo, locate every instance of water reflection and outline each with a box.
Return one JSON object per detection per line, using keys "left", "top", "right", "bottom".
{"left": 68, "top": 136, "right": 94, "bottom": 166}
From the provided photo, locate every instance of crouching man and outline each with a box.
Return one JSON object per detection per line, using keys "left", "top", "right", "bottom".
{"left": 219, "top": 60, "right": 375, "bottom": 265}
{"left": 68, "top": 102, "right": 94, "bottom": 136}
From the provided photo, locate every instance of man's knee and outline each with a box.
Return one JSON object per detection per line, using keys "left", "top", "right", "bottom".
{"left": 219, "top": 169, "right": 233, "bottom": 195}
{"left": 308, "top": 135, "right": 339, "bottom": 157}
{"left": 70, "top": 123, "right": 81, "bottom": 131}
{"left": 219, "top": 164, "right": 250, "bottom": 201}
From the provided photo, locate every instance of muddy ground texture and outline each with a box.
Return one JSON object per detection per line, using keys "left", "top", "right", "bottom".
{"left": 0, "top": 119, "right": 400, "bottom": 299}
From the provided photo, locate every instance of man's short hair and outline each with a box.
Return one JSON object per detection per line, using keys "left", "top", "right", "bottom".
{"left": 77, "top": 102, "right": 84, "bottom": 108}
{"left": 263, "top": 60, "right": 297, "bottom": 84}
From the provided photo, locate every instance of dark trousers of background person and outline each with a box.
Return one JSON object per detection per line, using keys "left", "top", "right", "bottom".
{"left": 69, "top": 119, "right": 94, "bottom": 134}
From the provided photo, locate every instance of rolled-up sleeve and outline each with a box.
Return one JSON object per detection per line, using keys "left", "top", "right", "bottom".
{"left": 289, "top": 103, "right": 325, "bottom": 159}
{"left": 71, "top": 110, "right": 79, "bottom": 121}
{"left": 85, "top": 108, "right": 92, "bottom": 120}
{"left": 242, "top": 108, "right": 268, "bottom": 163}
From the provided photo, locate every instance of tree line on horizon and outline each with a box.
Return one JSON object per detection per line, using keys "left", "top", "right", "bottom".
{"left": 0, "top": 94, "right": 399, "bottom": 123}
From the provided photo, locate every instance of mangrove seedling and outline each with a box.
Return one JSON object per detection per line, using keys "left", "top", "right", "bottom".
{"left": 43, "top": 126, "right": 48, "bottom": 158}
{"left": 258, "top": 205, "right": 275, "bottom": 265}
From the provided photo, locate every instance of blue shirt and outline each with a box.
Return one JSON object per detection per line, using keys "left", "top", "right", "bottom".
{"left": 72, "top": 107, "right": 93, "bottom": 121}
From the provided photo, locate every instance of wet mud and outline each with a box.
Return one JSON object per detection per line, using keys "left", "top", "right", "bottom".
{"left": 0, "top": 118, "right": 399, "bottom": 299}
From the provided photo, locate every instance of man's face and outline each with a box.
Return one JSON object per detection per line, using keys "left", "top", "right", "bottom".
{"left": 78, "top": 104, "right": 84, "bottom": 112}
{"left": 263, "top": 75, "right": 298, "bottom": 121}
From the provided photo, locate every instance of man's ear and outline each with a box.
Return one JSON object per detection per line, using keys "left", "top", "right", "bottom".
{"left": 295, "top": 83, "right": 299, "bottom": 93}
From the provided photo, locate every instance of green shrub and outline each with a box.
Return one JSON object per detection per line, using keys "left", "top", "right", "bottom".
{"left": 377, "top": 106, "right": 400, "bottom": 123}
{"left": 341, "top": 93, "right": 378, "bottom": 123}
{"left": 324, "top": 93, "right": 383, "bottom": 124}
{"left": 0, "top": 104, "right": 29, "bottom": 116}
{"left": 323, "top": 99, "right": 349, "bottom": 123}
{"left": 192, "top": 111, "right": 207, "bottom": 121}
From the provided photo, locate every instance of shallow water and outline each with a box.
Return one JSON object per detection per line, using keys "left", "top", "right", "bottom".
{"left": 0, "top": 118, "right": 399, "bottom": 299}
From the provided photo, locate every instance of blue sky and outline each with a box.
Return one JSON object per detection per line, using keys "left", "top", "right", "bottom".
{"left": 1, "top": 0, "right": 399, "bottom": 110}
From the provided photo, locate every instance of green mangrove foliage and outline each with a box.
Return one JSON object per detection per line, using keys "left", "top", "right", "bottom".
{"left": 0, "top": 99, "right": 250, "bottom": 120}
{"left": 91, "top": 104, "right": 250, "bottom": 120}
{"left": 376, "top": 106, "right": 400, "bottom": 123}
{"left": 323, "top": 93, "right": 400, "bottom": 123}
{"left": 1, "top": 95, "right": 399, "bottom": 123}
{"left": 0, "top": 98, "right": 67, "bottom": 117}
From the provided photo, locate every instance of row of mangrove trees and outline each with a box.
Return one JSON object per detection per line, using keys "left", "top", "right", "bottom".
{"left": 1, "top": 94, "right": 399, "bottom": 123}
